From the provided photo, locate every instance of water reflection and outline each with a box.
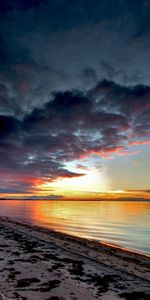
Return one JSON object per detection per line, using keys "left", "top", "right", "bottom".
{"left": 0, "top": 200, "right": 150, "bottom": 255}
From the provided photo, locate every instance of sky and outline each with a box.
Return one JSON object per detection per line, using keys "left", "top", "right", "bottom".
{"left": 0, "top": 0, "right": 150, "bottom": 200}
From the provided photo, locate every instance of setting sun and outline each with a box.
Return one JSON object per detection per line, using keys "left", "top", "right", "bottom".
{"left": 37, "top": 168, "right": 110, "bottom": 197}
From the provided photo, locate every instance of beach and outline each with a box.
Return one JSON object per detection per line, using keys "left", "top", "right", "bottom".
{"left": 0, "top": 217, "right": 150, "bottom": 300}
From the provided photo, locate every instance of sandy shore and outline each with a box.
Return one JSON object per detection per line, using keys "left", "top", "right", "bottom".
{"left": 0, "top": 217, "right": 150, "bottom": 300}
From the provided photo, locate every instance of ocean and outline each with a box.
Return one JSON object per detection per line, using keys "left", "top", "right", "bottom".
{"left": 0, "top": 200, "right": 150, "bottom": 256}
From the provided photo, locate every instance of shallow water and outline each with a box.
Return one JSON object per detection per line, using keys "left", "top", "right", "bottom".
{"left": 0, "top": 200, "right": 150, "bottom": 255}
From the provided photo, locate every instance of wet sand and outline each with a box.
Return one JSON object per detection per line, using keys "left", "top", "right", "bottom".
{"left": 0, "top": 216, "right": 150, "bottom": 300}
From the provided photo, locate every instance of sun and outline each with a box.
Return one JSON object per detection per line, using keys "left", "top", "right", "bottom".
{"left": 49, "top": 168, "right": 110, "bottom": 195}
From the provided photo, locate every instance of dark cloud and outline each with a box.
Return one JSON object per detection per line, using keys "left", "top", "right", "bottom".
{"left": 19, "top": 195, "right": 65, "bottom": 200}
{"left": 0, "top": 78, "right": 150, "bottom": 194}
{"left": 0, "top": 0, "right": 150, "bottom": 123}
{"left": 0, "top": 115, "right": 20, "bottom": 138}
{"left": 101, "top": 61, "right": 115, "bottom": 80}
{"left": 91, "top": 80, "right": 150, "bottom": 116}
{"left": 127, "top": 189, "right": 150, "bottom": 193}
{"left": 0, "top": 0, "right": 44, "bottom": 12}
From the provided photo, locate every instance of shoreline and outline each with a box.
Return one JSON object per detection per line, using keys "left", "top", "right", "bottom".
{"left": 1, "top": 215, "right": 150, "bottom": 258}
{"left": 1, "top": 215, "right": 150, "bottom": 259}
{"left": 0, "top": 216, "right": 150, "bottom": 299}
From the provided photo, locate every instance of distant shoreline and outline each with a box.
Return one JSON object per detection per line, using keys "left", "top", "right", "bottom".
{"left": 0, "top": 198, "right": 150, "bottom": 202}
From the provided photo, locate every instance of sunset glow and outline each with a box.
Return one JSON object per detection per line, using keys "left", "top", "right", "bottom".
{"left": 38, "top": 168, "right": 109, "bottom": 195}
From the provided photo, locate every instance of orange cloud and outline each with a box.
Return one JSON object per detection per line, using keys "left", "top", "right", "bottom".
{"left": 129, "top": 139, "right": 150, "bottom": 146}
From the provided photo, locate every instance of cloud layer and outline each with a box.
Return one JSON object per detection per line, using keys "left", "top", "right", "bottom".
{"left": 0, "top": 78, "right": 150, "bottom": 194}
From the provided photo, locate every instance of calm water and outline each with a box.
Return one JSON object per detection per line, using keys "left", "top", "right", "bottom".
{"left": 0, "top": 200, "right": 150, "bottom": 256}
